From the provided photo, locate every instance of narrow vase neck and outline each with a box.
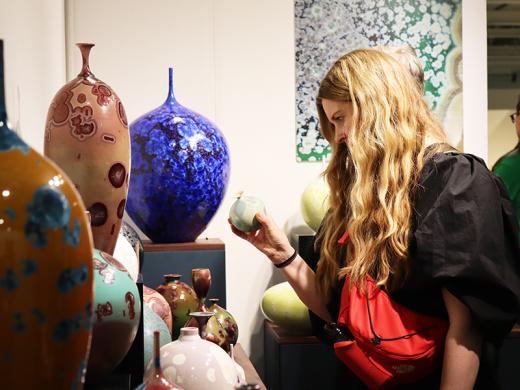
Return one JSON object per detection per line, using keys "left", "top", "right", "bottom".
{"left": 77, "top": 43, "right": 95, "bottom": 78}
{"left": 0, "top": 39, "right": 7, "bottom": 123}
{"left": 165, "top": 67, "right": 177, "bottom": 105}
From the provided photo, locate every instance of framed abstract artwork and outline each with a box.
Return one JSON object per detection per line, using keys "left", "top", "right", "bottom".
{"left": 295, "top": 0, "right": 462, "bottom": 162}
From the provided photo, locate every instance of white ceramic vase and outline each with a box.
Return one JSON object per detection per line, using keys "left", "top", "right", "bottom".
{"left": 146, "top": 327, "right": 240, "bottom": 389}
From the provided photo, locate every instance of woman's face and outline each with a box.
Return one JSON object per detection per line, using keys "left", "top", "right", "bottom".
{"left": 321, "top": 99, "right": 354, "bottom": 144}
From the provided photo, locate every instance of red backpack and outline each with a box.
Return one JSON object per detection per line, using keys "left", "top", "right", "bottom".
{"left": 333, "top": 232, "right": 449, "bottom": 389}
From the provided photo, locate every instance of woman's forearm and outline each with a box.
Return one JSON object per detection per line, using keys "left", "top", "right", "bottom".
{"left": 277, "top": 255, "right": 333, "bottom": 322}
{"left": 440, "top": 325, "right": 481, "bottom": 389}
{"left": 440, "top": 289, "right": 482, "bottom": 390}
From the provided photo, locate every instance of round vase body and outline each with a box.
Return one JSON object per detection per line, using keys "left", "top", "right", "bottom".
{"left": 145, "top": 327, "right": 238, "bottom": 389}
{"left": 121, "top": 220, "right": 144, "bottom": 262}
{"left": 229, "top": 195, "right": 266, "bottom": 232}
{"left": 143, "top": 305, "right": 171, "bottom": 369}
{"left": 87, "top": 249, "right": 141, "bottom": 380}
{"left": 0, "top": 103, "right": 94, "bottom": 386}
{"left": 156, "top": 275, "right": 198, "bottom": 340}
{"left": 208, "top": 298, "right": 239, "bottom": 346}
{"left": 184, "top": 311, "right": 230, "bottom": 352}
{"left": 144, "top": 285, "right": 173, "bottom": 335}
{"left": 127, "top": 68, "right": 230, "bottom": 243}
{"left": 300, "top": 176, "right": 330, "bottom": 232}
{"left": 113, "top": 230, "right": 139, "bottom": 282}
{"left": 261, "top": 282, "right": 312, "bottom": 335}
{"left": 44, "top": 43, "right": 130, "bottom": 255}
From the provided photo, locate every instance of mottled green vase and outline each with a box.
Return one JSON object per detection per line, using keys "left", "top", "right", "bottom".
{"left": 208, "top": 298, "right": 239, "bottom": 346}
{"left": 156, "top": 274, "right": 198, "bottom": 340}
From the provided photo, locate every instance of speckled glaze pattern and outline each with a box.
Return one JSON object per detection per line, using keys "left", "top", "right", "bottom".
{"left": 87, "top": 249, "right": 141, "bottom": 380}
{"left": 184, "top": 311, "right": 230, "bottom": 352}
{"left": 144, "top": 285, "right": 173, "bottom": 335}
{"left": 0, "top": 40, "right": 94, "bottom": 387}
{"left": 44, "top": 43, "right": 130, "bottom": 255}
{"left": 143, "top": 304, "right": 171, "bottom": 369}
{"left": 121, "top": 220, "right": 144, "bottom": 262}
{"left": 145, "top": 327, "right": 239, "bottom": 389}
{"left": 156, "top": 274, "right": 198, "bottom": 340}
{"left": 127, "top": 68, "right": 230, "bottom": 243}
{"left": 208, "top": 298, "right": 239, "bottom": 347}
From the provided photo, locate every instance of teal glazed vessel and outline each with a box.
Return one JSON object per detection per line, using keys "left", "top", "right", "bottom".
{"left": 0, "top": 39, "right": 94, "bottom": 388}
{"left": 143, "top": 304, "right": 171, "bottom": 369}
{"left": 87, "top": 249, "right": 141, "bottom": 380}
{"left": 127, "top": 68, "right": 230, "bottom": 243}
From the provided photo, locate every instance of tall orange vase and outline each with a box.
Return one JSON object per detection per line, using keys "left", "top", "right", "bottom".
{"left": 45, "top": 43, "right": 130, "bottom": 255}
{"left": 0, "top": 39, "right": 94, "bottom": 388}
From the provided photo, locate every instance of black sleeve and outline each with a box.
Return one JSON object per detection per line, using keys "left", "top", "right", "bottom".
{"left": 413, "top": 153, "right": 520, "bottom": 340}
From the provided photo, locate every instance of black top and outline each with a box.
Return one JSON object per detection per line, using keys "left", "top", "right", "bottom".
{"left": 301, "top": 151, "right": 520, "bottom": 388}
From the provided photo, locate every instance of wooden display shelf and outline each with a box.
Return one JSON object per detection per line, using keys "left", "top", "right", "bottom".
{"left": 143, "top": 238, "right": 224, "bottom": 252}
{"left": 235, "top": 343, "right": 267, "bottom": 390}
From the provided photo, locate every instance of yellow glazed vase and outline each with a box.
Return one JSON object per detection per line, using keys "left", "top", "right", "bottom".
{"left": 0, "top": 127, "right": 94, "bottom": 387}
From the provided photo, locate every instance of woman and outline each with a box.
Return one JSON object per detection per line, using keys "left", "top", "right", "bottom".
{"left": 230, "top": 49, "right": 520, "bottom": 388}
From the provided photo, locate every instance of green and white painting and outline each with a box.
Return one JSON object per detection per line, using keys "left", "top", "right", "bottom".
{"left": 295, "top": 0, "right": 462, "bottom": 162}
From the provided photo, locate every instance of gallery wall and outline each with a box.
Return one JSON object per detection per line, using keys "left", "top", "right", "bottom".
{"left": 0, "top": 0, "right": 493, "bottom": 376}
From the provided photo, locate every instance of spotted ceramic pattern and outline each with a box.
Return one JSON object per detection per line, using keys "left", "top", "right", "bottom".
{"left": 127, "top": 68, "right": 230, "bottom": 243}
{"left": 0, "top": 123, "right": 93, "bottom": 387}
{"left": 44, "top": 43, "right": 130, "bottom": 254}
{"left": 295, "top": 0, "right": 462, "bottom": 161}
{"left": 145, "top": 327, "right": 238, "bottom": 390}
{"left": 156, "top": 275, "right": 198, "bottom": 340}
{"left": 87, "top": 249, "right": 141, "bottom": 380}
{"left": 144, "top": 285, "right": 173, "bottom": 335}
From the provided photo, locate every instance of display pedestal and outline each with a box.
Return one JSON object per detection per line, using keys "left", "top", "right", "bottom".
{"left": 263, "top": 320, "right": 361, "bottom": 390}
{"left": 141, "top": 238, "right": 226, "bottom": 307}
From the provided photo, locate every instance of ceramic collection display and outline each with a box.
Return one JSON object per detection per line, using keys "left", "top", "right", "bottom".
{"left": 261, "top": 282, "right": 312, "bottom": 335}
{"left": 87, "top": 249, "right": 141, "bottom": 380}
{"left": 126, "top": 68, "right": 230, "bottom": 243}
{"left": 145, "top": 327, "right": 239, "bottom": 390}
{"left": 0, "top": 39, "right": 94, "bottom": 388}
{"left": 156, "top": 274, "right": 198, "bottom": 339}
{"left": 143, "top": 305, "right": 172, "bottom": 370}
{"left": 144, "top": 285, "right": 173, "bottom": 335}
{"left": 44, "top": 43, "right": 130, "bottom": 255}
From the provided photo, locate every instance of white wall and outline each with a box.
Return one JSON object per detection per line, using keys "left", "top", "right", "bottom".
{"left": 0, "top": 0, "right": 66, "bottom": 152}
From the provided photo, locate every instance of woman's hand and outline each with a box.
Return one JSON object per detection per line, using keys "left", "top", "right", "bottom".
{"left": 228, "top": 211, "right": 294, "bottom": 265}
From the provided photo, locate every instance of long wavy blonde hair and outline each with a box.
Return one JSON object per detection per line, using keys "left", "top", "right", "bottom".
{"left": 315, "top": 49, "right": 448, "bottom": 299}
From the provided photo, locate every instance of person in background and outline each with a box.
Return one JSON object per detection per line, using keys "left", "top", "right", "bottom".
{"left": 230, "top": 49, "right": 520, "bottom": 389}
{"left": 492, "top": 99, "right": 520, "bottom": 240}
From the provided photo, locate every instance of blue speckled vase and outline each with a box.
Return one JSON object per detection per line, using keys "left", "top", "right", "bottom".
{"left": 127, "top": 68, "right": 230, "bottom": 242}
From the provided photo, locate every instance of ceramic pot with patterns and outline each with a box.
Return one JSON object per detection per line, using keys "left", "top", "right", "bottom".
{"left": 184, "top": 311, "right": 230, "bottom": 352}
{"left": 87, "top": 249, "right": 141, "bottom": 380}
{"left": 156, "top": 274, "right": 198, "bottom": 340}
{"left": 144, "top": 285, "right": 173, "bottom": 336}
{"left": 145, "top": 327, "right": 238, "bottom": 389}
{"left": 44, "top": 42, "right": 130, "bottom": 255}
{"left": 0, "top": 39, "right": 94, "bottom": 388}
{"left": 208, "top": 298, "right": 239, "bottom": 346}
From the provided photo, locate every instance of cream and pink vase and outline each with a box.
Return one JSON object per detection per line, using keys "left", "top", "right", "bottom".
{"left": 44, "top": 43, "right": 130, "bottom": 255}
